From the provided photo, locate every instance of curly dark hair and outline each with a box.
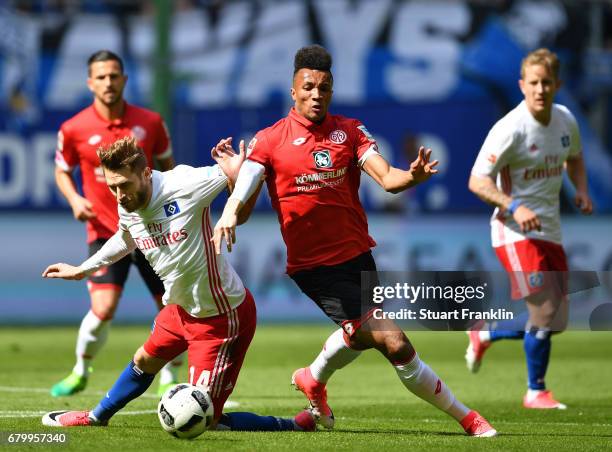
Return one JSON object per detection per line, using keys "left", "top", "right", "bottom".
{"left": 293, "top": 45, "right": 332, "bottom": 75}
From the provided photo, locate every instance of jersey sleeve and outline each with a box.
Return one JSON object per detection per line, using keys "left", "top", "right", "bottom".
{"left": 55, "top": 124, "right": 78, "bottom": 172}
{"left": 471, "top": 119, "right": 516, "bottom": 177}
{"left": 245, "top": 131, "right": 271, "bottom": 170}
{"left": 352, "top": 120, "right": 381, "bottom": 167}
{"left": 153, "top": 117, "right": 173, "bottom": 160}
{"left": 173, "top": 164, "right": 228, "bottom": 207}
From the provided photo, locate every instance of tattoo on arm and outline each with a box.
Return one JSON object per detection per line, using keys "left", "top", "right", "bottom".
{"left": 471, "top": 176, "right": 511, "bottom": 209}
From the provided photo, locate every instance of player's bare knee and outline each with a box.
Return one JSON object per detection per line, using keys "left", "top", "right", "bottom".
{"left": 92, "top": 305, "right": 117, "bottom": 320}
{"left": 133, "top": 347, "right": 148, "bottom": 367}
{"left": 346, "top": 333, "right": 370, "bottom": 351}
{"left": 133, "top": 347, "right": 166, "bottom": 374}
{"left": 91, "top": 291, "right": 121, "bottom": 319}
{"left": 379, "top": 331, "right": 413, "bottom": 361}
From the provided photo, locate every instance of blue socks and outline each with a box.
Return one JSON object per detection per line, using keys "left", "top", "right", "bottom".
{"left": 490, "top": 329, "right": 524, "bottom": 341}
{"left": 92, "top": 361, "right": 155, "bottom": 422}
{"left": 219, "top": 412, "right": 297, "bottom": 431}
{"left": 89, "top": 361, "right": 303, "bottom": 431}
{"left": 523, "top": 328, "right": 551, "bottom": 390}
{"left": 489, "top": 311, "right": 529, "bottom": 341}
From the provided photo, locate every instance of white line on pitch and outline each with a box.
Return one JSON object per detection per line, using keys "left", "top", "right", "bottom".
{"left": 0, "top": 386, "right": 239, "bottom": 408}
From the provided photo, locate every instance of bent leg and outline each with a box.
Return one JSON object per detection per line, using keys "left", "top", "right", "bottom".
{"left": 354, "top": 317, "right": 470, "bottom": 422}
{"left": 91, "top": 305, "right": 188, "bottom": 422}
{"left": 90, "top": 347, "right": 166, "bottom": 423}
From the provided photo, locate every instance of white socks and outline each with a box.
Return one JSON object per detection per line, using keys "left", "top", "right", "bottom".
{"left": 159, "top": 352, "right": 185, "bottom": 385}
{"left": 307, "top": 330, "right": 471, "bottom": 423}
{"left": 394, "top": 353, "right": 470, "bottom": 421}
{"left": 73, "top": 310, "right": 110, "bottom": 377}
{"left": 309, "top": 329, "right": 361, "bottom": 384}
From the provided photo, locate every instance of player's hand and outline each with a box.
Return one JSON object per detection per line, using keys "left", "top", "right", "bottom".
{"left": 42, "top": 263, "right": 86, "bottom": 280}
{"left": 574, "top": 191, "right": 593, "bottom": 215}
{"left": 212, "top": 210, "right": 238, "bottom": 254}
{"left": 69, "top": 194, "right": 96, "bottom": 221}
{"left": 408, "top": 147, "right": 439, "bottom": 185}
{"left": 513, "top": 205, "right": 541, "bottom": 232}
{"left": 211, "top": 137, "right": 246, "bottom": 184}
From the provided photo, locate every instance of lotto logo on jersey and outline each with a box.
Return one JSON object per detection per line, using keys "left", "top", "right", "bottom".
{"left": 313, "top": 150, "right": 332, "bottom": 168}
{"left": 163, "top": 201, "right": 180, "bottom": 217}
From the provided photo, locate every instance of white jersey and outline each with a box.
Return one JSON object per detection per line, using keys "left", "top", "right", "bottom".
{"left": 118, "top": 165, "right": 246, "bottom": 318}
{"left": 472, "top": 101, "right": 581, "bottom": 247}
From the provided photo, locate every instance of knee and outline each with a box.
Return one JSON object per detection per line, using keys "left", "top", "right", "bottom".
{"left": 133, "top": 347, "right": 148, "bottom": 369}
{"left": 384, "top": 332, "right": 410, "bottom": 355}
{"left": 91, "top": 296, "right": 120, "bottom": 320}
{"left": 376, "top": 331, "right": 413, "bottom": 361}
{"left": 91, "top": 306, "right": 116, "bottom": 321}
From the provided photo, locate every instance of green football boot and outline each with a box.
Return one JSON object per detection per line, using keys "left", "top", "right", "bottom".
{"left": 50, "top": 372, "right": 88, "bottom": 397}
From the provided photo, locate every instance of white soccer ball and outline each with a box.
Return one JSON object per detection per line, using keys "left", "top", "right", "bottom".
{"left": 157, "top": 383, "right": 214, "bottom": 439}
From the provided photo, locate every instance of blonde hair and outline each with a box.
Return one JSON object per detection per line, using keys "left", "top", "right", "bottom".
{"left": 520, "top": 48, "right": 560, "bottom": 80}
{"left": 97, "top": 136, "right": 146, "bottom": 173}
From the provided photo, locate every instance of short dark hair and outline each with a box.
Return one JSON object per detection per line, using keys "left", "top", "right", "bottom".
{"left": 293, "top": 45, "right": 332, "bottom": 75}
{"left": 87, "top": 50, "right": 124, "bottom": 75}
{"left": 97, "top": 136, "right": 146, "bottom": 174}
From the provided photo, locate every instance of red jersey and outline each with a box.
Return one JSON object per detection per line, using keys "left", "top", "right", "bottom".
{"left": 55, "top": 102, "right": 172, "bottom": 243}
{"left": 248, "top": 108, "right": 378, "bottom": 274}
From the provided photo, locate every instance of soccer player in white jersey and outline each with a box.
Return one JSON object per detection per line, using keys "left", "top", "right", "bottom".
{"left": 466, "top": 48, "right": 592, "bottom": 409}
{"left": 40, "top": 136, "right": 314, "bottom": 431}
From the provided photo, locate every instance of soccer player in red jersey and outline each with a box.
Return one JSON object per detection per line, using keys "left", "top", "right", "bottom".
{"left": 211, "top": 45, "right": 496, "bottom": 437}
{"left": 52, "top": 50, "right": 181, "bottom": 397}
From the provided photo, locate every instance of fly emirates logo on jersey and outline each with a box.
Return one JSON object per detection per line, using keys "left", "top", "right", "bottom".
{"left": 523, "top": 154, "right": 563, "bottom": 181}
{"left": 133, "top": 221, "right": 189, "bottom": 251}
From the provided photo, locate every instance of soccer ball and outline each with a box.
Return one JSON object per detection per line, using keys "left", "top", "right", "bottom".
{"left": 157, "top": 383, "right": 214, "bottom": 439}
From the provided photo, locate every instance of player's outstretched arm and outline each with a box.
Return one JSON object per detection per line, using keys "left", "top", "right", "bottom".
{"left": 566, "top": 155, "right": 593, "bottom": 215}
{"left": 468, "top": 174, "right": 541, "bottom": 232}
{"left": 43, "top": 229, "right": 136, "bottom": 280}
{"left": 363, "top": 146, "right": 438, "bottom": 193}
{"left": 42, "top": 263, "right": 86, "bottom": 280}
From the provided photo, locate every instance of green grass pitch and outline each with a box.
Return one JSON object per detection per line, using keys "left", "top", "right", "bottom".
{"left": 0, "top": 325, "right": 610, "bottom": 451}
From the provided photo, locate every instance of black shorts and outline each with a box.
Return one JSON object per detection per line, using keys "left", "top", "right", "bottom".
{"left": 290, "top": 251, "right": 379, "bottom": 331}
{"left": 87, "top": 238, "right": 164, "bottom": 296}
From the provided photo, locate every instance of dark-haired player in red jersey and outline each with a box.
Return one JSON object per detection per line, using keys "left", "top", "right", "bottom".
{"left": 52, "top": 49, "right": 181, "bottom": 397}
{"left": 211, "top": 45, "right": 496, "bottom": 437}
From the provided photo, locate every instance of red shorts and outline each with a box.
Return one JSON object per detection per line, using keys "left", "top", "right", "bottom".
{"left": 143, "top": 290, "right": 256, "bottom": 419}
{"left": 494, "top": 239, "right": 568, "bottom": 300}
